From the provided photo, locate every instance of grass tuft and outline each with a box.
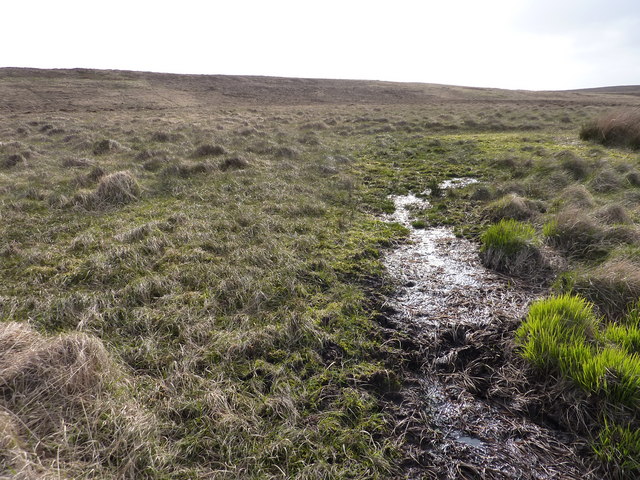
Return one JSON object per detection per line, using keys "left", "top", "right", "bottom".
{"left": 484, "top": 193, "right": 539, "bottom": 221}
{"left": 593, "top": 423, "right": 640, "bottom": 477}
{"left": 93, "top": 138, "right": 124, "bottom": 155}
{"left": 193, "top": 144, "right": 227, "bottom": 157}
{"left": 92, "top": 170, "right": 141, "bottom": 206}
{"left": 480, "top": 219, "right": 543, "bottom": 275}
{"left": 580, "top": 109, "right": 640, "bottom": 150}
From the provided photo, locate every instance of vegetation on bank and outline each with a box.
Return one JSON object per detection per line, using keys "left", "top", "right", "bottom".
{"left": 479, "top": 219, "right": 543, "bottom": 275}
{"left": 516, "top": 294, "right": 640, "bottom": 475}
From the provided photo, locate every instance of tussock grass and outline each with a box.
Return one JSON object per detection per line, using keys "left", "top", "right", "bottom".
{"left": 161, "top": 161, "right": 213, "bottom": 177}
{"left": 556, "top": 150, "right": 591, "bottom": 179}
{"left": 193, "top": 143, "right": 227, "bottom": 157}
{"left": 626, "top": 169, "right": 640, "bottom": 187}
{"left": 220, "top": 155, "right": 250, "bottom": 171}
{"left": 543, "top": 209, "right": 605, "bottom": 258}
{"left": 2, "top": 153, "right": 27, "bottom": 168}
{"left": 595, "top": 204, "right": 631, "bottom": 224}
{"left": 93, "top": 138, "right": 123, "bottom": 155}
{"left": 518, "top": 294, "right": 640, "bottom": 474}
{"left": 590, "top": 167, "right": 624, "bottom": 193}
{"left": 580, "top": 109, "right": 640, "bottom": 150}
{"left": 0, "top": 322, "right": 169, "bottom": 478}
{"left": 558, "top": 184, "right": 595, "bottom": 209}
{"left": 63, "top": 157, "right": 93, "bottom": 168}
{"left": 484, "top": 193, "right": 538, "bottom": 221}
{"left": 92, "top": 170, "right": 141, "bottom": 205}
{"left": 480, "top": 219, "right": 543, "bottom": 275}
{"left": 570, "top": 254, "right": 640, "bottom": 319}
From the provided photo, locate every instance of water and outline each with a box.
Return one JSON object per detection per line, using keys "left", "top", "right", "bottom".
{"left": 383, "top": 180, "right": 525, "bottom": 328}
{"left": 381, "top": 178, "right": 589, "bottom": 478}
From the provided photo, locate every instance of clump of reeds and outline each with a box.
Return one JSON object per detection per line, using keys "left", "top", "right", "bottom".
{"left": 517, "top": 294, "right": 640, "bottom": 475}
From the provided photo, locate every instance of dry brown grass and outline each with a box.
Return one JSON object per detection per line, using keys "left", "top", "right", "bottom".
{"left": 92, "top": 170, "right": 141, "bottom": 205}
{"left": 559, "top": 184, "right": 595, "bottom": 209}
{"left": 580, "top": 109, "right": 640, "bottom": 149}
{"left": 0, "top": 322, "right": 109, "bottom": 400}
{"left": 485, "top": 193, "right": 537, "bottom": 221}
{"left": 572, "top": 256, "right": 640, "bottom": 318}
{"left": 220, "top": 156, "right": 250, "bottom": 171}
{"left": 556, "top": 150, "right": 591, "bottom": 179}
{"left": 93, "top": 139, "right": 124, "bottom": 155}
{"left": 0, "top": 323, "right": 110, "bottom": 475}
{"left": 596, "top": 204, "right": 632, "bottom": 224}
{"left": 3, "top": 154, "right": 30, "bottom": 169}
{"left": 544, "top": 208, "right": 605, "bottom": 258}
{"left": 0, "top": 322, "right": 169, "bottom": 478}
{"left": 590, "top": 167, "right": 624, "bottom": 193}
{"left": 193, "top": 143, "right": 226, "bottom": 157}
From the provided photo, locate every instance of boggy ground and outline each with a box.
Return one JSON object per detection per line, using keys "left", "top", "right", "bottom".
{"left": 378, "top": 192, "right": 591, "bottom": 478}
{"left": 1, "top": 68, "right": 640, "bottom": 479}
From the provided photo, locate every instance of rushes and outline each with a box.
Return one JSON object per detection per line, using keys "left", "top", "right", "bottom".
{"left": 517, "top": 294, "right": 640, "bottom": 406}
{"left": 480, "top": 219, "right": 543, "bottom": 275}
{"left": 517, "top": 295, "right": 640, "bottom": 473}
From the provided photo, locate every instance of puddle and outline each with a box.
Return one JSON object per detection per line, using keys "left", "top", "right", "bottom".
{"left": 383, "top": 180, "right": 526, "bottom": 328}
{"left": 436, "top": 177, "right": 479, "bottom": 190}
{"left": 381, "top": 178, "right": 591, "bottom": 479}
{"left": 456, "top": 435, "right": 485, "bottom": 447}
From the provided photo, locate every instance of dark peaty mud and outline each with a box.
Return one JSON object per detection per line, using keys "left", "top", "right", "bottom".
{"left": 381, "top": 183, "right": 596, "bottom": 479}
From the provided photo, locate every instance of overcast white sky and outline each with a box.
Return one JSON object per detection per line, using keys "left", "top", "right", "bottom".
{"left": 2, "top": 0, "right": 638, "bottom": 90}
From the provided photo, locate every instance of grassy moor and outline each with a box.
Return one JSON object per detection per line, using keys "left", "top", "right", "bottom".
{"left": 2, "top": 68, "right": 640, "bottom": 479}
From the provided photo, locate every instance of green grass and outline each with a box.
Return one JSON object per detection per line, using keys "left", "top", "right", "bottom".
{"left": 480, "top": 219, "right": 539, "bottom": 255}
{"left": 479, "top": 219, "right": 542, "bottom": 275}
{"left": 517, "top": 294, "right": 640, "bottom": 473}
{"left": 0, "top": 108, "right": 413, "bottom": 479}
{"left": 593, "top": 422, "right": 640, "bottom": 475}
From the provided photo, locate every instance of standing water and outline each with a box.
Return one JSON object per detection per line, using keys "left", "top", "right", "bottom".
{"left": 382, "top": 180, "right": 592, "bottom": 479}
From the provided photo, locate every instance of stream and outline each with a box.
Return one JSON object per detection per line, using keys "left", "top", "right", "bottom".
{"left": 382, "top": 181, "right": 594, "bottom": 479}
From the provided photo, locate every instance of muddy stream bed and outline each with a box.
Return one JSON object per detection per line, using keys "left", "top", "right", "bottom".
{"left": 380, "top": 181, "right": 595, "bottom": 479}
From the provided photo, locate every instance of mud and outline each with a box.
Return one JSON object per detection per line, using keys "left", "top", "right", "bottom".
{"left": 382, "top": 181, "right": 596, "bottom": 479}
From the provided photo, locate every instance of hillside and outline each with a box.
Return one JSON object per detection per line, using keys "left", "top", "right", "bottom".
{"left": 2, "top": 67, "right": 639, "bottom": 113}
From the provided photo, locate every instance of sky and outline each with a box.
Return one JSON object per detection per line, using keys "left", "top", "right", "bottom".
{"left": 1, "top": 0, "right": 638, "bottom": 91}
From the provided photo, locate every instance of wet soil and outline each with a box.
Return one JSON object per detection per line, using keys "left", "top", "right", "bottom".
{"left": 381, "top": 184, "right": 597, "bottom": 479}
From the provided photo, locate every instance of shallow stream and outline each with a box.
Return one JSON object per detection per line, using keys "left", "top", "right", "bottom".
{"left": 382, "top": 181, "right": 592, "bottom": 479}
